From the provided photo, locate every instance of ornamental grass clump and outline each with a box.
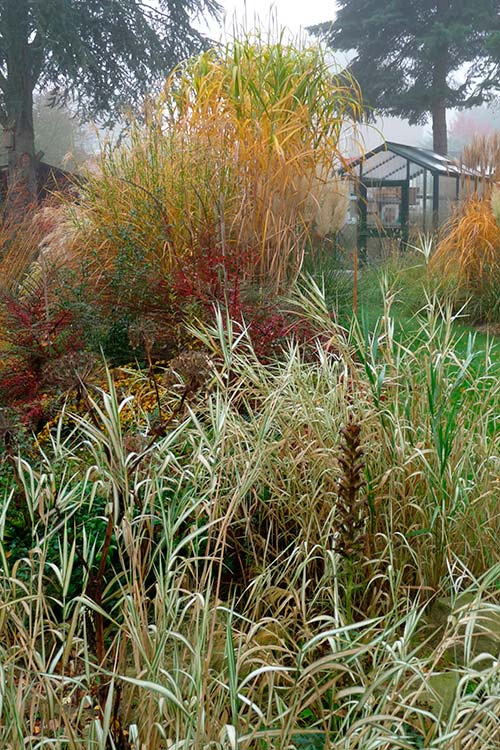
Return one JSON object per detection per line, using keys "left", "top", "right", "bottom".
{"left": 430, "top": 195, "right": 500, "bottom": 320}
{"left": 0, "top": 36, "right": 361, "bottom": 386}
{"left": 460, "top": 131, "right": 500, "bottom": 183}
{"left": 430, "top": 134, "right": 500, "bottom": 321}
{"left": 75, "top": 34, "right": 361, "bottom": 300}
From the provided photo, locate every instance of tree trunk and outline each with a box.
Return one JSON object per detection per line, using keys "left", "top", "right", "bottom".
{"left": 432, "top": 100, "right": 448, "bottom": 156}
{"left": 431, "top": 0, "right": 449, "bottom": 156}
{"left": 3, "top": 0, "right": 37, "bottom": 217}
{"left": 5, "top": 89, "right": 37, "bottom": 215}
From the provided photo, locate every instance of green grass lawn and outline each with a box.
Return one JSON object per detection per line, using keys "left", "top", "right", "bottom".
{"left": 306, "top": 249, "right": 500, "bottom": 362}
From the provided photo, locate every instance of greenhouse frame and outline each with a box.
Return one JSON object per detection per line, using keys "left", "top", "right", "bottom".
{"left": 343, "top": 142, "right": 485, "bottom": 258}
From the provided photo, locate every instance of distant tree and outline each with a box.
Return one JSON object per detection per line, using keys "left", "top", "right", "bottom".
{"left": 310, "top": 0, "right": 500, "bottom": 155}
{"left": 32, "top": 94, "right": 98, "bottom": 169}
{"left": 448, "top": 105, "right": 500, "bottom": 154}
{"left": 0, "top": 0, "right": 221, "bottom": 212}
{"left": 0, "top": 93, "right": 97, "bottom": 169}
{"left": 419, "top": 104, "right": 500, "bottom": 155}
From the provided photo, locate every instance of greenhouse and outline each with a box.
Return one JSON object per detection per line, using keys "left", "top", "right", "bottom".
{"left": 343, "top": 141, "right": 486, "bottom": 258}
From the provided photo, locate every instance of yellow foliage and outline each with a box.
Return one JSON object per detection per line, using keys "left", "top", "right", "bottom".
{"left": 74, "top": 35, "right": 363, "bottom": 292}
{"left": 430, "top": 195, "right": 500, "bottom": 289}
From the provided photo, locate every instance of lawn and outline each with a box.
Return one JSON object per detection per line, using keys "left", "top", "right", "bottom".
{"left": 307, "top": 247, "right": 500, "bottom": 361}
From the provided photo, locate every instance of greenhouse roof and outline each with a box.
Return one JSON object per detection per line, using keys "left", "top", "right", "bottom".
{"left": 346, "top": 141, "right": 482, "bottom": 180}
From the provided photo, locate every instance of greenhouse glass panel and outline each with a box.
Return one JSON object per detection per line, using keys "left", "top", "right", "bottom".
{"left": 438, "top": 175, "right": 458, "bottom": 224}
{"left": 408, "top": 169, "right": 424, "bottom": 229}
{"left": 362, "top": 152, "right": 407, "bottom": 181}
{"left": 366, "top": 186, "right": 403, "bottom": 228}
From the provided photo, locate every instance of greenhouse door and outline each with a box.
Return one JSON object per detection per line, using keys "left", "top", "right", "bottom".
{"left": 358, "top": 179, "right": 409, "bottom": 259}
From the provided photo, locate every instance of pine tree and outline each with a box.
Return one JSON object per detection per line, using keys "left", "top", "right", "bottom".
{"left": 310, "top": 0, "right": 500, "bottom": 155}
{"left": 0, "top": 0, "right": 221, "bottom": 211}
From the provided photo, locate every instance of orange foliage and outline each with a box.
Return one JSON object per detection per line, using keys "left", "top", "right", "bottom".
{"left": 430, "top": 195, "right": 500, "bottom": 289}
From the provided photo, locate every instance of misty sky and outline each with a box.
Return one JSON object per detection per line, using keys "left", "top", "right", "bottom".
{"left": 201, "top": 0, "right": 334, "bottom": 39}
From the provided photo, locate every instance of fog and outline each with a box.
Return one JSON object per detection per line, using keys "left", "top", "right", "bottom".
{"left": 200, "top": 0, "right": 331, "bottom": 39}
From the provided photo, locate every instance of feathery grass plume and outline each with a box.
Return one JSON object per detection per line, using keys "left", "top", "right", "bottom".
{"left": 0, "top": 202, "right": 82, "bottom": 300}
{"left": 304, "top": 171, "right": 349, "bottom": 241}
{"left": 491, "top": 185, "right": 500, "bottom": 228}
{"left": 334, "top": 416, "right": 367, "bottom": 558}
